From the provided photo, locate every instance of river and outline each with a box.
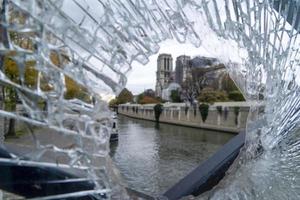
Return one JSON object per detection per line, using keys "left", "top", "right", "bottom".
{"left": 110, "top": 115, "right": 234, "bottom": 197}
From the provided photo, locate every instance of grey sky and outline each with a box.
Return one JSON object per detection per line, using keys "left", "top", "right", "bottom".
{"left": 126, "top": 39, "right": 212, "bottom": 95}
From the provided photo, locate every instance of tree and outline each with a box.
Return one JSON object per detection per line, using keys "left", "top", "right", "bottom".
{"left": 24, "top": 61, "right": 38, "bottom": 89}
{"left": 64, "top": 76, "right": 91, "bottom": 103}
{"left": 139, "top": 96, "right": 160, "bottom": 104}
{"left": 108, "top": 89, "right": 134, "bottom": 106}
{"left": 1, "top": 6, "right": 37, "bottom": 137}
{"left": 49, "top": 50, "right": 92, "bottom": 103}
{"left": 1, "top": 7, "right": 93, "bottom": 137}
{"left": 221, "top": 74, "right": 239, "bottom": 93}
{"left": 197, "top": 88, "right": 228, "bottom": 104}
{"left": 109, "top": 98, "right": 118, "bottom": 107}
{"left": 154, "top": 104, "right": 163, "bottom": 122}
{"left": 228, "top": 90, "right": 245, "bottom": 101}
{"left": 3, "top": 56, "right": 40, "bottom": 136}
{"left": 170, "top": 89, "right": 181, "bottom": 102}
{"left": 3, "top": 56, "right": 19, "bottom": 137}
{"left": 181, "top": 68, "right": 207, "bottom": 104}
{"left": 116, "top": 88, "right": 133, "bottom": 104}
{"left": 199, "top": 103, "right": 209, "bottom": 122}
{"left": 136, "top": 89, "right": 162, "bottom": 104}
{"left": 181, "top": 77, "right": 197, "bottom": 104}
{"left": 191, "top": 67, "right": 209, "bottom": 94}
{"left": 0, "top": 2, "right": 8, "bottom": 136}
{"left": 136, "top": 93, "right": 145, "bottom": 104}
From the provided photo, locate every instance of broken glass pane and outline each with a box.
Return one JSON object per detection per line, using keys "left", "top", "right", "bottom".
{"left": 0, "top": 0, "right": 300, "bottom": 199}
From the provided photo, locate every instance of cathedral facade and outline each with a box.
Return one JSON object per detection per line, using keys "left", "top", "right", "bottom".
{"left": 155, "top": 54, "right": 173, "bottom": 97}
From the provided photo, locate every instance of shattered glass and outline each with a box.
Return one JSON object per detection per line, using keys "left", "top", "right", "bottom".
{"left": 0, "top": 0, "right": 300, "bottom": 199}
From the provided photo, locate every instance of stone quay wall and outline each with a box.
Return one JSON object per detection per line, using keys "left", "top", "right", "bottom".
{"left": 118, "top": 102, "right": 250, "bottom": 133}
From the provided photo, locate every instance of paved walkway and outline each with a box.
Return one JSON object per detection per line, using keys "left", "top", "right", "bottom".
{"left": 3, "top": 127, "right": 142, "bottom": 199}
{"left": 5, "top": 127, "right": 82, "bottom": 164}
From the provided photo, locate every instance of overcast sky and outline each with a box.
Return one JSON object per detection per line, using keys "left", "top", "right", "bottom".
{"left": 126, "top": 39, "right": 213, "bottom": 95}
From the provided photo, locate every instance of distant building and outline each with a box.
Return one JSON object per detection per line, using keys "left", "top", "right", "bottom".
{"left": 190, "top": 56, "right": 218, "bottom": 69}
{"left": 155, "top": 54, "right": 173, "bottom": 97}
{"left": 190, "top": 56, "right": 227, "bottom": 90}
{"left": 155, "top": 54, "right": 233, "bottom": 102}
{"left": 170, "top": 71, "right": 176, "bottom": 82}
{"left": 175, "top": 55, "right": 191, "bottom": 85}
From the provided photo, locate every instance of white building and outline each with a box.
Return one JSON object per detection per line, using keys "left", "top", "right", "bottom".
{"left": 155, "top": 54, "right": 173, "bottom": 97}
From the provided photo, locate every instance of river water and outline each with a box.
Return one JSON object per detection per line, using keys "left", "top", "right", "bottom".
{"left": 110, "top": 115, "right": 234, "bottom": 197}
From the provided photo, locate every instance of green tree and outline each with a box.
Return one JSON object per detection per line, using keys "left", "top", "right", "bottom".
{"left": 24, "top": 62, "right": 38, "bottom": 89}
{"left": 109, "top": 98, "right": 118, "bottom": 107}
{"left": 199, "top": 103, "right": 209, "bottom": 122}
{"left": 153, "top": 104, "right": 163, "bottom": 122}
{"left": 50, "top": 52, "right": 92, "bottom": 103}
{"left": 1, "top": 8, "right": 37, "bottom": 137}
{"left": 3, "top": 56, "right": 20, "bottom": 137}
{"left": 64, "top": 76, "right": 85, "bottom": 100}
{"left": 170, "top": 89, "right": 181, "bottom": 103}
{"left": 139, "top": 96, "right": 160, "bottom": 104}
{"left": 221, "top": 74, "right": 239, "bottom": 93}
{"left": 116, "top": 88, "right": 133, "bottom": 104}
{"left": 136, "top": 93, "right": 145, "bottom": 104}
{"left": 1, "top": 8, "right": 88, "bottom": 137}
{"left": 228, "top": 90, "right": 245, "bottom": 101}
{"left": 136, "top": 89, "right": 159, "bottom": 104}
{"left": 197, "top": 88, "right": 228, "bottom": 104}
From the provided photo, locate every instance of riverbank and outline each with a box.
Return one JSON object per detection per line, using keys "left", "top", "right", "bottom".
{"left": 118, "top": 102, "right": 250, "bottom": 133}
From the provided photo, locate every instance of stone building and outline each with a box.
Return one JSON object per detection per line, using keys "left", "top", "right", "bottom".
{"left": 190, "top": 56, "right": 226, "bottom": 90}
{"left": 155, "top": 54, "right": 232, "bottom": 100}
{"left": 189, "top": 56, "right": 218, "bottom": 68}
{"left": 155, "top": 54, "right": 173, "bottom": 97}
{"left": 175, "top": 55, "right": 191, "bottom": 85}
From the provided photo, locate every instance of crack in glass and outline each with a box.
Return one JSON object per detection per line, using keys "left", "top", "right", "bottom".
{"left": 0, "top": 0, "right": 300, "bottom": 199}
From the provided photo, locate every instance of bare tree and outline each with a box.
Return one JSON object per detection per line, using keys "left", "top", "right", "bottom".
{"left": 181, "top": 68, "right": 206, "bottom": 104}
{"left": 181, "top": 64, "right": 226, "bottom": 104}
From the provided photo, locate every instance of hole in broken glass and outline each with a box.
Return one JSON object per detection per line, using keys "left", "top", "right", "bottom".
{"left": 0, "top": 0, "right": 300, "bottom": 199}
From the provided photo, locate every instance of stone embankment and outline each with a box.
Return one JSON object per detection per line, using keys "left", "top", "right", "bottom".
{"left": 118, "top": 102, "right": 251, "bottom": 133}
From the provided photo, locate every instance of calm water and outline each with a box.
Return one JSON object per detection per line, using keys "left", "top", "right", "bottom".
{"left": 110, "top": 115, "right": 234, "bottom": 197}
